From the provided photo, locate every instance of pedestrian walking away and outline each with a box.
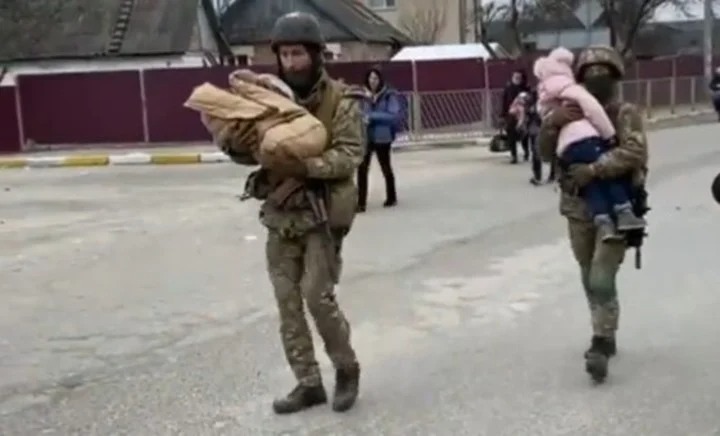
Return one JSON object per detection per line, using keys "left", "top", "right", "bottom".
{"left": 536, "top": 45, "right": 650, "bottom": 384}
{"left": 501, "top": 69, "right": 531, "bottom": 163}
{"left": 356, "top": 66, "right": 401, "bottom": 212}
{"left": 201, "top": 11, "right": 363, "bottom": 414}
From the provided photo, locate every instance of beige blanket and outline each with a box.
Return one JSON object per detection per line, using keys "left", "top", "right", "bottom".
{"left": 183, "top": 69, "right": 327, "bottom": 169}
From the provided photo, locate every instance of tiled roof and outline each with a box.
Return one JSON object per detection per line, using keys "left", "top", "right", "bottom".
{"left": 220, "top": 0, "right": 410, "bottom": 46}
{"left": 0, "top": 0, "right": 219, "bottom": 62}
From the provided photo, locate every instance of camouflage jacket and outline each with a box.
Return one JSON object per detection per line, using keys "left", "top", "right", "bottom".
{"left": 536, "top": 100, "right": 649, "bottom": 221}
{"left": 235, "top": 70, "right": 366, "bottom": 237}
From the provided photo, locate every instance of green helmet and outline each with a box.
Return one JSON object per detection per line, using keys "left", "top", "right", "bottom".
{"left": 270, "top": 12, "right": 324, "bottom": 52}
{"left": 575, "top": 45, "right": 625, "bottom": 79}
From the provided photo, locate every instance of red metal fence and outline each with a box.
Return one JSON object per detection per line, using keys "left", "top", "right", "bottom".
{"left": 0, "top": 55, "right": 718, "bottom": 154}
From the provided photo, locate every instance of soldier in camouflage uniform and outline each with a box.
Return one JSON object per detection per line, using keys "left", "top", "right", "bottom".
{"left": 537, "top": 45, "right": 649, "bottom": 382}
{"left": 221, "top": 12, "right": 364, "bottom": 413}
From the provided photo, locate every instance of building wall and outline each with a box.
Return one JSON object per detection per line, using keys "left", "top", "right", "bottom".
{"left": 241, "top": 42, "right": 395, "bottom": 64}
{"left": 362, "top": 0, "right": 474, "bottom": 44}
{"left": 528, "top": 29, "right": 610, "bottom": 50}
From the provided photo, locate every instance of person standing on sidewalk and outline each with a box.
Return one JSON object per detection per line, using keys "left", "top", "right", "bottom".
{"left": 501, "top": 69, "right": 531, "bottom": 163}
{"left": 213, "top": 12, "right": 363, "bottom": 414}
{"left": 356, "top": 67, "right": 401, "bottom": 212}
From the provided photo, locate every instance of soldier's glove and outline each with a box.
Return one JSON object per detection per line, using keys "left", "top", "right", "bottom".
{"left": 567, "top": 163, "right": 596, "bottom": 188}
{"left": 547, "top": 102, "right": 584, "bottom": 129}
{"left": 242, "top": 169, "right": 271, "bottom": 200}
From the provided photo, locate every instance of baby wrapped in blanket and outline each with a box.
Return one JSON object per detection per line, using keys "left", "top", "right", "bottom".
{"left": 184, "top": 69, "right": 327, "bottom": 174}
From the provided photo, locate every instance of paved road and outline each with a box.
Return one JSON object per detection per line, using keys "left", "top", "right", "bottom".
{"left": 1, "top": 124, "right": 720, "bottom": 435}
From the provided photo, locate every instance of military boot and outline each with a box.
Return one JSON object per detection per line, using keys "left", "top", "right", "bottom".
{"left": 584, "top": 335, "right": 616, "bottom": 358}
{"left": 332, "top": 364, "right": 360, "bottom": 412}
{"left": 615, "top": 203, "right": 646, "bottom": 231}
{"left": 272, "top": 384, "right": 327, "bottom": 414}
{"left": 594, "top": 215, "right": 623, "bottom": 242}
{"left": 584, "top": 336, "right": 614, "bottom": 383}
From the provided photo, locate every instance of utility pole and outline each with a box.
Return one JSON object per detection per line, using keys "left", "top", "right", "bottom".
{"left": 704, "top": 0, "right": 714, "bottom": 82}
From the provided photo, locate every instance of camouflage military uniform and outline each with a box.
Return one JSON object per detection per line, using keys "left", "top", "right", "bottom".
{"left": 223, "top": 12, "right": 365, "bottom": 413}
{"left": 259, "top": 72, "right": 364, "bottom": 387}
{"left": 537, "top": 45, "right": 648, "bottom": 381}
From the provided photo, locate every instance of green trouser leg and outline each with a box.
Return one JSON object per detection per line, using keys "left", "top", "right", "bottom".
{"left": 568, "top": 219, "right": 625, "bottom": 338}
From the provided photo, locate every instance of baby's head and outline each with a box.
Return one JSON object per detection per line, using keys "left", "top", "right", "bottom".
{"left": 533, "top": 47, "right": 575, "bottom": 82}
{"left": 256, "top": 73, "right": 295, "bottom": 101}
{"left": 229, "top": 69, "right": 296, "bottom": 101}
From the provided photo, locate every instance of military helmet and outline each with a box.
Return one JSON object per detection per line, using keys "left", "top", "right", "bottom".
{"left": 270, "top": 12, "right": 324, "bottom": 51}
{"left": 712, "top": 171, "right": 720, "bottom": 204}
{"left": 575, "top": 45, "right": 625, "bottom": 79}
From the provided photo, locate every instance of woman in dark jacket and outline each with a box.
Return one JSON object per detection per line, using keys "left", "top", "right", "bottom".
{"left": 710, "top": 67, "right": 720, "bottom": 121}
{"left": 526, "top": 88, "right": 556, "bottom": 185}
{"left": 501, "top": 69, "right": 531, "bottom": 163}
{"left": 357, "top": 67, "right": 402, "bottom": 212}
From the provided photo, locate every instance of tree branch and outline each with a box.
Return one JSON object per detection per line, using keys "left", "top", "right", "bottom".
{"left": 398, "top": 1, "right": 448, "bottom": 45}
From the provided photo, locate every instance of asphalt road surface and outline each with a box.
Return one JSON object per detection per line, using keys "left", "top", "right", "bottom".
{"left": 1, "top": 123, "right": 720, "bottom": 435}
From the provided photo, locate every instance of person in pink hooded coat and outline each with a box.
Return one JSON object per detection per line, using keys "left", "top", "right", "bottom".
{"left": 534, "top": 47, "right": 646, "bottom": 241}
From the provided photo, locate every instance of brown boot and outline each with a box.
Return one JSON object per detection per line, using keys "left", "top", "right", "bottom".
{"left": 332, "top": 364, "right": 360, "bottom": 412}
{"left": 272, "top": 384, "right": 327, "bottom": 414}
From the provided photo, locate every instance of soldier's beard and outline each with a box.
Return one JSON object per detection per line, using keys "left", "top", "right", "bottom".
{"left": 282, "top": 68, "right": 317, "bottom": 94}
{"left": 584, "top": 77, "right": 616, "bottom": 104}
{"left": 280, "top": 54, "right": 323, "bottom": 99}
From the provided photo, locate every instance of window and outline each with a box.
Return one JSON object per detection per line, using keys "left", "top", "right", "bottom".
{"left": 368, "top": 0, "right": 395, "bottom": 9}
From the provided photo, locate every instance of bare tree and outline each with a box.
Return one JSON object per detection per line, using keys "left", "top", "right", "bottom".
{"left": 536, "top": 0, "right": 701, "bottom": 56}
{"left": 397, "top": 0, "right": 448, "bottom": 45}
{"left": 469, "top": 1, "right": 510, "bottom": 44}
{"left": 598, "top": 0, "right": 697, "bottom": 55}
{"left": 489, "top": 0, "right": 553, "bottom": 55}
{"left": 465, "top": 1, "right": 510, "bottom": 57}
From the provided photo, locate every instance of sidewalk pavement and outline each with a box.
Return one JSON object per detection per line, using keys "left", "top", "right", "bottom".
{"left": 0, "top": 106, "right": 713, "bottom": 170}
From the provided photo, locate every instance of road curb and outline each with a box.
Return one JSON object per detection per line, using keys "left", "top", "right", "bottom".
{"left": 0, "top": 151, "right": 232, "bottom": 169}
{"left": 0, "top": 110, "right": 713, "bottom": 170}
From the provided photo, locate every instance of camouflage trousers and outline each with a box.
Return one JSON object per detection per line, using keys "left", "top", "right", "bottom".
{"left": 266, "top": 229, "right": 357, "bottom": 387}
{"left": 567, "top": 218, "right": 626, "bottom": 338}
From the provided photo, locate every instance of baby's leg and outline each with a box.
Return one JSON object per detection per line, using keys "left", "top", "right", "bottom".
{"left": 595, "top": 143, "right": 647, "bottom": 231}
{"left": 603, "top": 178, "right": 646, "bottom": 231}
{"left": 562, "top": 139, "right": 621, "bottom": 242}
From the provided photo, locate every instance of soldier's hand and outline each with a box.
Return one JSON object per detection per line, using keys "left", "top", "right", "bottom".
{"left": 567, "top": 163, "right": 596, "bottom": 188}
{"left": 547, "top": 103, "right": 583, "bottom": 128}
{"left": 265, "top": 157, "right": 308, "bottom": 179}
